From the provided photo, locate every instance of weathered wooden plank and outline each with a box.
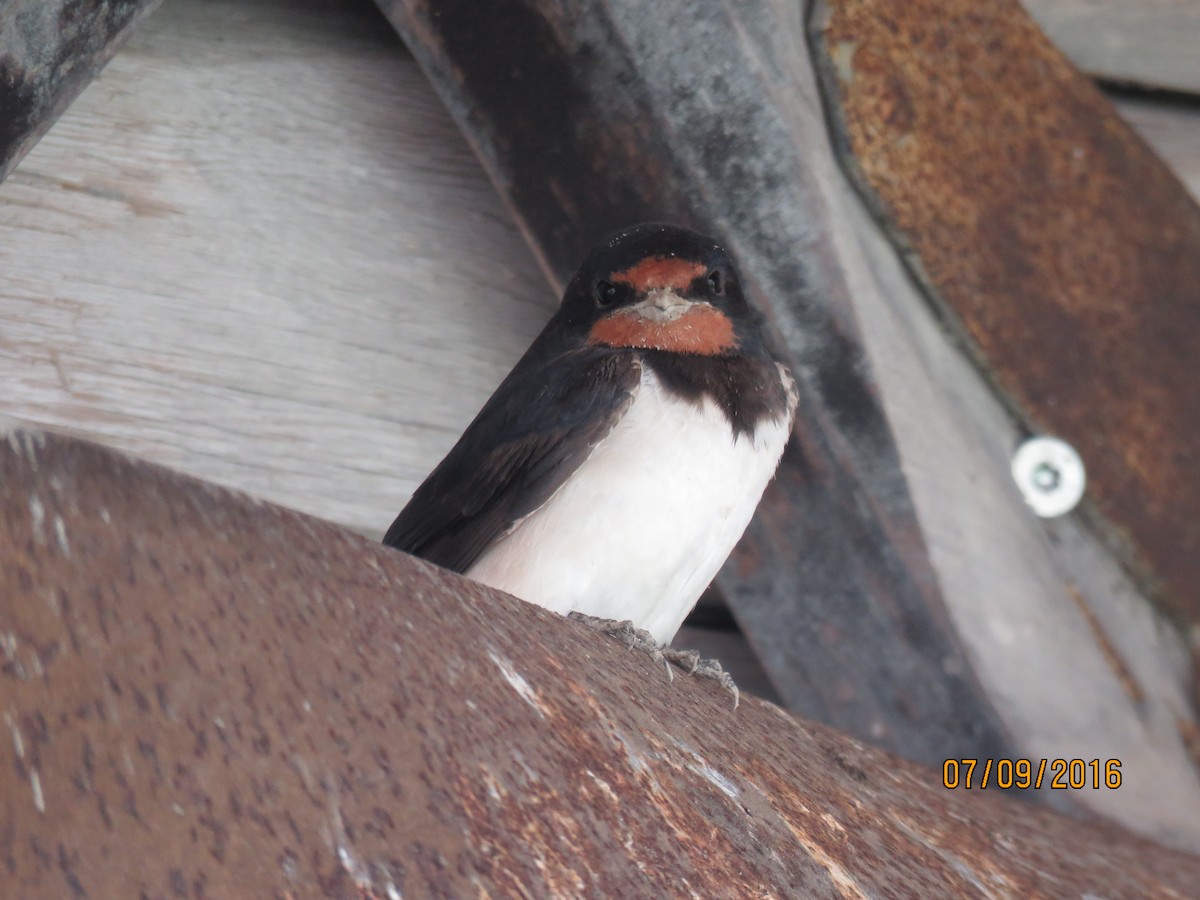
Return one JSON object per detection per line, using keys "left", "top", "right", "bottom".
{"left": 1116, "top": 95, "right": 1200, "bottom": 201}
{"left": 7, "top": 425, "right": 1200, "bottom": 897}
{"left": 1024, "top": 0, "right": 1200, "bottom": 94}
{"left": 376, "top": 0, "right": 1017, "bottom": 770}
{"left": 813, "top": 0, "right": 1200, "bottom": 632}
{"left": 0, "top": 0, "right": 555, "bottom": 532}
{"left": 0, "top": 0, "right": 164, "bottom": 183}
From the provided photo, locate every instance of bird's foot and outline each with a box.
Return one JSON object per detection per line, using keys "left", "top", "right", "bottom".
{"left": 567, "top": 612, "right": 740, "bottom": 708}
{"left": 660, "top": 648, "right": 740, "bottom": 708}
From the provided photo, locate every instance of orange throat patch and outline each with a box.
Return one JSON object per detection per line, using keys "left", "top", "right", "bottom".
{"left": 587, "top": 305, "right": 737, "bottom": 355}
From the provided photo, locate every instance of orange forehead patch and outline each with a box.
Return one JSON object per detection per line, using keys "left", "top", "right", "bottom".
{"left": 611, "top": 256, "right": 707, "bottom": 293}
{"left": 587, "top": 305, "right": 736, "bottom": 355}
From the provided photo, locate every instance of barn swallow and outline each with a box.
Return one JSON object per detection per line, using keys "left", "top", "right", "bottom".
{"left": 385, "top": 223, "right": 797, "bottom": 695}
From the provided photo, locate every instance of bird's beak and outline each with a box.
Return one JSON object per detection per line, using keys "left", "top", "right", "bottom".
{"left": 630, "top": 288, "right": 697, "bottom": 323}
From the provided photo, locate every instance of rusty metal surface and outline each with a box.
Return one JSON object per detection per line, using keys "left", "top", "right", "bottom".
{"left": 0, "top": 0, "right": 163, "bottom": 184}
{"left": 4, "top": 429, "right": 1200, "bottom": 897}
{"left": 375, "top": 0, "right": 1016, "bottom": 770}
{"left": 811, "top": 0, "right": 1200, "bottom": 625}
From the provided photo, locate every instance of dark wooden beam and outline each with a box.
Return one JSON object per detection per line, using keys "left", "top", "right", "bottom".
{"left": 6, "top": 426, "right": 1200, "bottom": 896}
{"left": 0, "top": 0, "right": 163, "bottom": 183}
{"left": 374, "top": 0, "right": 1014, "bottom": 767}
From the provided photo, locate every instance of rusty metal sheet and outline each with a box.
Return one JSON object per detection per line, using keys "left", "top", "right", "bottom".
{"left": 4, "top": 428, "right": 1200, "bottom": 897}
{"left": 811, "top": 0, "right": 1200, "bottom": 626}
{"left": 0, "top": 0, "right": 163, "bottom": 184}
{"left": 375, "top": 0, "right": 1015, "bottom": 769}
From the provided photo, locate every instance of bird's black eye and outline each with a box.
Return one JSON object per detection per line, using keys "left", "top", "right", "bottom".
{"left": 707, "top": 269, "right": 725, "bottom": 296}
{"left": 594, "top": 280, "right": 619, "bottom": 308}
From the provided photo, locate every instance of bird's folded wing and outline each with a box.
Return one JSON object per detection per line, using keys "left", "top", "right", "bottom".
{"left": 383, "top": 349, "right": 642, "bottom": 573}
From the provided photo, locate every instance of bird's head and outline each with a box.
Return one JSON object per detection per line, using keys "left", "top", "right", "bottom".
{"left": 560, "top": 223, "right": 756, "bottom": 357}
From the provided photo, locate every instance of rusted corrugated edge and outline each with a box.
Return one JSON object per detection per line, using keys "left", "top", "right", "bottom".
{"left": 809, "top": 0, "right": 1200, "bottom": 628}
{"left": 2, "top": 427, "right": 1197, "bottom": 897}
{"left": 0, "top": 0, "right": 164, "bottom": 183}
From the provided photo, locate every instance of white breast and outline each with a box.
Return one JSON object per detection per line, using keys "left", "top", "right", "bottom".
{"left": 466, "top": 364, "right": 796, "bottom": 643}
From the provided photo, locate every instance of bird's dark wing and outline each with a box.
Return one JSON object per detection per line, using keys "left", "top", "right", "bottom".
{"left": 383, "top": 348, "right": 642, "bottom": 572}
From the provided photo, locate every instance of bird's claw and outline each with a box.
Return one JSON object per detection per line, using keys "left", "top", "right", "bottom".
{"left": 568, "top": 611, "right": 739, "bottom": 708}
{"left": 660, "top": 646, "right": 701, "bottom": 675}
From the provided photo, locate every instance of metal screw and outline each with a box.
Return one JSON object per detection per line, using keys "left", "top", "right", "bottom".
{"left": 1031, "top": 462, "right": 1060, "bottom": 492}
{"left": 1011, "top": 436, "right": 1086, "bottom": 518}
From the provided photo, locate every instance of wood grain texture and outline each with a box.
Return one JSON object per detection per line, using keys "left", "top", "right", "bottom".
{"left": 1116, "top": 95, "right": 1200, "bottom": 201}
{"left": 1024, "top": 0, "right": 1200, "bottom": 93}
{"left": 0, "top": 0, "right": 555, "bottom": 534}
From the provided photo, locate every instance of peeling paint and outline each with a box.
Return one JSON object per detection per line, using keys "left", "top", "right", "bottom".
{"left": 28, "top": 494, "right": 45, "bottom": 536}
{"left": 30, "top": 768, "right": 44, "bottom": 813}
{"left": 53, "top": 514, "right": 69, "bottom": 554}
{"left": 487, "top": 648, "right": 546, "bottom": 717}
{"left": 7, "top": 714, "right": 25, "bottom": 759}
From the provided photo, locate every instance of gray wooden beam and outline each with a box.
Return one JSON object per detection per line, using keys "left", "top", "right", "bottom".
{"left": 0, "top": 0, "right": 163, "bottom": 183}
{"left": 1025, "top": 0, "right": 1200, "bottom": 94}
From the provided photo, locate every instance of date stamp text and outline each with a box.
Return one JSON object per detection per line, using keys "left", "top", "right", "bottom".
{"left": 942, "top": 758, "right": 1122, "bottom": 790}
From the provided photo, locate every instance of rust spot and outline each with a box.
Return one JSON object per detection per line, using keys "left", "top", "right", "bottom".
{"left": 612, "top": 256, "right": 707, "bottom": 293}
{"left": 1179, "top": 717, "right": 1200, "bottom": 773}
{"left": 587, "top": 305, "right": 736, "bottom": 355}
{"left": 1065, "top": 585, "right": 1144, "bottom": 706}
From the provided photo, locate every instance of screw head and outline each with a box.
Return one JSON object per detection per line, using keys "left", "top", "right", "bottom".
{"left": 1011, "top": 436, "right": 1086, "bottom": 518}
